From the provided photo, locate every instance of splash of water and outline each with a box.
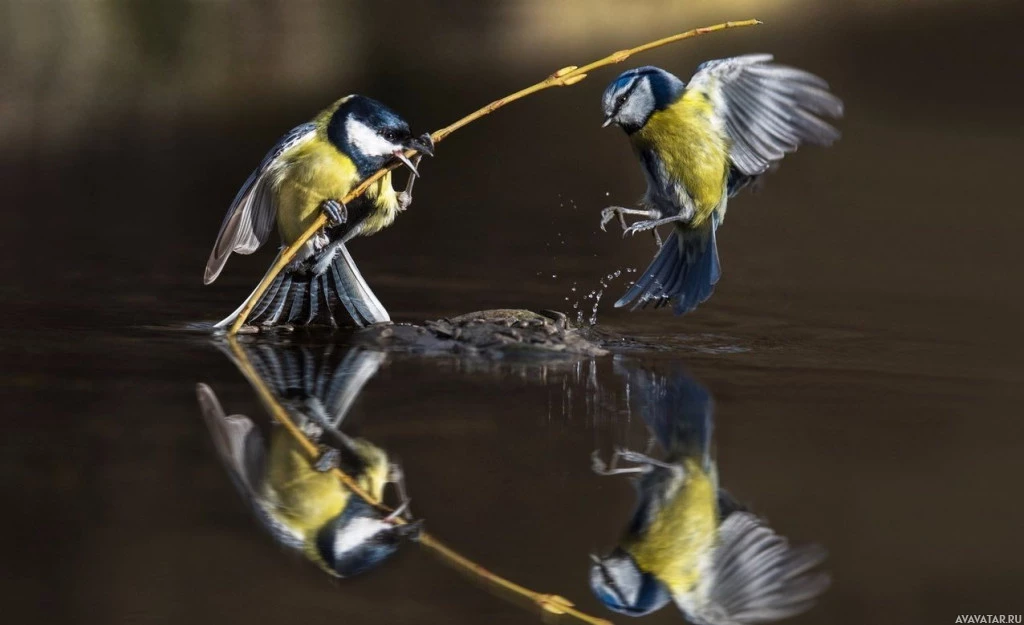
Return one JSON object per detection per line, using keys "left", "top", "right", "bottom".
{"left": 567, "top": 268, "right": 634, "bottom": 327}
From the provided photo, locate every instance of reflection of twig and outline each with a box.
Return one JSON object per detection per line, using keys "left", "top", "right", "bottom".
{"left": 224, "top": 336, "right": 614, "bottom": 625}
{"left": 224, "top": 19, "right": 761, "bottom": 335}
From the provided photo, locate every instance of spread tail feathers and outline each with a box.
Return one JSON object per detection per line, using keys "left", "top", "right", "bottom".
{"left": 214, "top": 245, "right": 390, "bottom": 329}
{"left": 614, "top": 220, "right": 720, "bottom": 315}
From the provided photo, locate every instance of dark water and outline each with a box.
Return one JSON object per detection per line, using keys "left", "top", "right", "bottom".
{"left": 3, "top": 2, "right": 1023, "bottom": 624}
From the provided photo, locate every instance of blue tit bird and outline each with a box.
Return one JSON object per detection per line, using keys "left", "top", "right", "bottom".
{"left": 589, "top": 363, "right": 829, "bottom": 623}
{"left": 599, "top": 55, "right": 843, "bottom": 314}
{"left": 205, "top": 95, "right": 434, "bottom": 329}
{"left": 198, "top": 344, "right": 420, "bottom": 578}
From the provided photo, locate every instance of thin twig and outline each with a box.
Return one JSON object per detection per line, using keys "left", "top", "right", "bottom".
{"left": 223, "top": 18, "right": 760, "bottom": 335}
{"left": 223, "top": 336, "right": 614, "bottom": 625}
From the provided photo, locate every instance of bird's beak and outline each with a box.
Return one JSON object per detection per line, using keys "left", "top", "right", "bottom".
{"left": 392, "top": 150, "right": 420, "bottom": 177}
{"left": 602, "top": 117, "right": 614, "bottom": 128}
{"left": 396, "top": 519, "right": 424, "bottom": 541}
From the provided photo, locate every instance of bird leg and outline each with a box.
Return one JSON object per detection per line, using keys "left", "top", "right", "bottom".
{"left": 313, "top": 447, "right": 340, "bottom": 473}
{"left": 386, "top": 462, "right": 413, "bottom": 519}
{"left": 623, "top": 215, "right": 685, "bottom": 238}
{"left": 320, "top": 199, "right": 347, "bottom": 226}
{"left": 591, "top": 449, "right": 645, "bottom": 476}
{"left": 397, "top": 155, "right": 424, "bottom": 211}
{"left": 614, "top": 449, "right": 681, "bottom": 473}
{"left": 600, "top": 206, "right": 658, "bottom": 232}
{"left": 600, "top": 206, "right": 665, "bottom": 247}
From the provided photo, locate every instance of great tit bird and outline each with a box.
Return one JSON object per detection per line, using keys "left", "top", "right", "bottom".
{"left": 589, "top": 362, "right": 829, "bottom": 622}
{"left": 599, "top": 55, "right": 843, "bottom": 314}
{"left": 205, "top": 95, "right": 434, "bottom": 329}
{"left": 199, "top": 344, "right": 420, "bottom": 578}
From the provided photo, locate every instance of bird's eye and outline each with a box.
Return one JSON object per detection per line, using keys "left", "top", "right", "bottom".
{"left": 382, "top": 129, "right": 397, "bottom": 141}
{"left": 617, "top": 95, "right": 627, "bottom": 108}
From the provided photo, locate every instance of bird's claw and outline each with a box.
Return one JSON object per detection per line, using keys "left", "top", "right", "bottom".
{"left": 321, "top": 199, "right": 347, "bottom": 226}
{"left": 314, "top": 447, "right": 340, "bottom": 473}
{"left": 387, "top": 462, "right": 413, "bottom": 518}
{"left": 623, "top": 221, "right": 656, "bottom": 237}
{"left": 599, "top": 207, "right": 618, "bottom": 232}
{"left": 397, "top": 154, "right": 423, "bottom": 211}
{"left": 387, "top": 462, "right": 404, "bottom": 484}
{"left": 616, "top": 449, "right": 655, "bottom": 465}
{"left": 397, "top": 190, "right": 412, "bottom": 211}
{"left": 300, "top": 419, "right": 323, "bottom": 440}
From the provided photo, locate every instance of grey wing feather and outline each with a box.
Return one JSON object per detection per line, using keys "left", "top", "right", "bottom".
{"left": 692, "top": 511, "right": 830, "bottom": 625}
{"left": 204, "top": 122, "right": 317, "bottom": 284}
{"left": 197, "top": 383, "right": 265, "bottom": 494}
{"left": 690, "top": 54, "right": 844, "bottom": 176}
{"left": 323, "top": 348, "right": 386, "bottom": 430}
{"left": 196, "top": 383, "right": 305, "bottom": 550}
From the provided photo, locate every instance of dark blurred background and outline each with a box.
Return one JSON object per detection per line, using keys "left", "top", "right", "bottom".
{"left": 1, "top": 1, "right": 1022, "bottom": 624}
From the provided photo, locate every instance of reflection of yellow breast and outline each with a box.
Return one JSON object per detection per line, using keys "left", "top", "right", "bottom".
{"left": 633, "top": 90, "right": 728, "bottom": 226}
{"left": 626, "top": 459, "right": 718, "bottom": 595}
{"left": 264, "top": 430, "right": 348, "bottom": 533}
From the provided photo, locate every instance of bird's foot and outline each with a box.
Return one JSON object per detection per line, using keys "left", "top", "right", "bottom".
{"left": 313, "top": 447, "right": 340, "bottom": 473}
{"left": 623, "top": 215, "right": 684, "bottom": 237}
{"left": 615, "top": 448, "right": 683, "bottom": 475}
{"left": 320, "top": 199, "right": 347, "bottom": 225}
{"left": 600, "top": 206, "right": 658, "bottom": 233}
{"left": 300, "top": 419, "right": 323, "bottom": 440}
{"left": 387, "top": 462, "right": 413, "bottom": 519}
{"left": 599, "top": 207, "right": 621, "bottom": 232}
{"left": 591, "top": 449, "right": 645, "bottom": 476}
{"left": 397, "top": 155, "right": 424, "bottom": 211}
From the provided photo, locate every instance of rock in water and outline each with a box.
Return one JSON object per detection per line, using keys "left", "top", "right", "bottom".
{"left": 354, "top": 309, "right": 608, "bottom": 358}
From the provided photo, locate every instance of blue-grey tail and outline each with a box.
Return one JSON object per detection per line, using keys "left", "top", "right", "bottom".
{"left": 216, "top": 245, "right": 390, "bottom": 329}
{"left": 620, "top": 364, "right": 713, "bottom": 464}
{"left": 614, "top": 220, "right": 721, "bottom": 315}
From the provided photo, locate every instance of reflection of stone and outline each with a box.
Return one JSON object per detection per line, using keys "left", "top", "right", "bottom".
{"left": 354, "top": 309, "right": 608, "bottom": 358}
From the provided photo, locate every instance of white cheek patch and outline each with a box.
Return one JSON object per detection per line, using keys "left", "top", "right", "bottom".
{"left": 345, "top": 118, "right": 401, "bottom": 157}
{"left": 332, "top": 516, "right": 388, "bottom": 557}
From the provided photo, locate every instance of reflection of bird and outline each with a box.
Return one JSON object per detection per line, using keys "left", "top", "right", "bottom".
{"left": 205, "top": 95, "right": 434, "bottom": 328}
{"left": 199, "top": 345, "right": 420, "bottom": 577}
{"left": 590, "top": 363, "right": 829, "bottom": 622}
{"left": 599, "top": 56, "right": 843, "bottom": 314}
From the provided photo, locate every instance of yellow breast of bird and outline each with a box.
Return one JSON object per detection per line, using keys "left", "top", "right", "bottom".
{"left": 634, "top": 90, "right": 729, "bottom": 226}
{"left": 626, "top": 459, "right": 718, "bottom": 595}
{"left": 271, "top": 137, "right": 401, "bottom": 244}
{"left": 263, "top": 430, "right": 349, "bottom": 533}
{"left": 272, "top": 139, "right": 361, "bottom": 245}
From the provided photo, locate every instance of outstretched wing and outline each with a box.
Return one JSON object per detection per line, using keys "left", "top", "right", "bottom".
{"left": 203, "top": 122, "right": 317, "bottom": 284}
{"left": 196, "top": 383, "right": 265, "bottom": 496}
{"left": 688, "top": 511, "right": 830, "bottom": 625}
{"left": 687, "top": 54, "right": 843, "bottom": 176}
{"left": 196, "top": 383, "right": 305, "bottom": 550}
